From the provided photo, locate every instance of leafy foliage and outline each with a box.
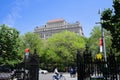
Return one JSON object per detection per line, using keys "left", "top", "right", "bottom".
{"left": 0, "top": 24, "right": 21, "bottom": 66}
{"left": 101, "top": 0, "right": 120, "bottom": 52}
{"left": 20, "top": 32, "right": 43, "bottom": 55}
{"left": 88, "top": 26, "right": 112, "bottom": 56}
{"left": 41, "top": 31, "right": 86, "bottom": 69}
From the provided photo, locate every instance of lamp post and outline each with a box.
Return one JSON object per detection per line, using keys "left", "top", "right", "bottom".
{"left": 96, "top": 10, "right": 107, "bottom": 68}
{"left": 101, "top": 25, "right": 107, "bottom": 67}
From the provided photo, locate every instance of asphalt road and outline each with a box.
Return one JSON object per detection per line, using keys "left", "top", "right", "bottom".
{"left": 39, "top": 73, "right": 77, "bottom": 80}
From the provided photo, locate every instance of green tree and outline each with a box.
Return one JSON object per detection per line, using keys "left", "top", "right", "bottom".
{"left": 43, "top": 31, "right": 86, "bottom": 70}
{"left": 101, "top": 0, "right": 120, "bottom": 52}
{"left": 21, "top": 32, "right": 43, "bottom": 55}
{"left": 0, "top": 24, "right": 21, "bottom": 66}
{"left": 88, "top": 26, "right": 112, "bottom": 56}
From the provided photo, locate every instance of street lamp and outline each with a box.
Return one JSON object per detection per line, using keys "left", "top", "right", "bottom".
{"left": 96, "top": 10, "right": 107, "bottom": 67}
{"left": 101, "top": 24, "right": 107, "bottom": 67}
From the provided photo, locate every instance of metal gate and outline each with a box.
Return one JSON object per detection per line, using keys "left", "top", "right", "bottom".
{"left": 77, "top": 47, "right": 120, "bottom": 80}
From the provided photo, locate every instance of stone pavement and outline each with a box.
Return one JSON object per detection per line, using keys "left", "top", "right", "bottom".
{"left": 0, "top": 73, "right": 11, "bottom": 80}
{"left": 63, "top": 73, "right": 77, "bottom": 80}
{"left": 39, "top": 72, "right": 77, "bottom": 80}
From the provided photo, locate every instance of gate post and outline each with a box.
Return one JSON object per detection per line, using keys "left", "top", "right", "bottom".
{"left": 28, "top": 49, "right": 40, "bottom": 80}
{"left": 83, "top": 45, "right": 92, "bottom": 78}
{"left": 107, "top": 49, "right": 117, "bottom": 80}
{"left": 77, "top": 50, "right": 84, "bottom": 80}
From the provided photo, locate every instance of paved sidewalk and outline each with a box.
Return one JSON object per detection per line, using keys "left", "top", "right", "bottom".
{"left": 63, "top": 73, "right": 77, "bottom": 80}
{"left": 0, "top": 73, "right": 11, "bottom": 80}
{"left": 39, "top": 73, "right": 77, "bottom": 80}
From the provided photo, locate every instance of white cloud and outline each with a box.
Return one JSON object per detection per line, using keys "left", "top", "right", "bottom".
{"left": 3, "top": 0, "right": 29, "bottom": 27}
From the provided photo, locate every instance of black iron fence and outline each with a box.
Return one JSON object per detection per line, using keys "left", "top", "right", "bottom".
{"left": 77, "top": 49, "right": 120, "bottom": 80}
{"left": 10, "top": 49, "right": 40, "bottom": 80}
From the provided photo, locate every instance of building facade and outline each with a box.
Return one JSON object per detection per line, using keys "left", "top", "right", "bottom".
{"left": 34, "top": 19, "right": 84, "bottom": 39}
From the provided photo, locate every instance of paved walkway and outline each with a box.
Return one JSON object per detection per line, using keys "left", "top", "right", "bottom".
{"left": 63, "top": 73, "right": 77, "bottom": 80}
{"left": 39, "top": 73, "right": 77, "bottom": 80}
{"left": 0, "top": 73, "right": 11, "bottom": 80}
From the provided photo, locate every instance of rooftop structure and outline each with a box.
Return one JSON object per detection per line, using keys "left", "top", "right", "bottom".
{"left": 34, "top": 18, "right": 84, "bottom": 39}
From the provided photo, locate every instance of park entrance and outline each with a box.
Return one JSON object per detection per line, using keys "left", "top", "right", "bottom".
{"left": 77, "top": 46, "right": 120, "bottom": 80}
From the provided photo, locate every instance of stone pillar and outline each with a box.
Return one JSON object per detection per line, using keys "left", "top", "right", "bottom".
{"left": 28, "top": 49, "right": 39, "bottom": 80}
{"left": 77, "top": 50, "right": 84, "bottom": 80}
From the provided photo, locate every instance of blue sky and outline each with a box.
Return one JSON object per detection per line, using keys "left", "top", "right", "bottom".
{"left": 0, "top": 0, "right": 113, "bottom": 37}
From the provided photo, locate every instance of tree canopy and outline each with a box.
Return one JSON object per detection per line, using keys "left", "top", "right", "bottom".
{"left": 20, "top": 32, "right": 43, "bottom": 55}
{"left": 101, "top": 0, "right": 120, "bottom": 52}
{"left": 88, "top": 26, "right": 112, "bottom": 56}
{"left": 41, "top": 31, "right": 86, "bottom": 70}
{"left": 0, "top": 24, "right": 21, "bottom": 66}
